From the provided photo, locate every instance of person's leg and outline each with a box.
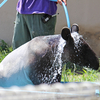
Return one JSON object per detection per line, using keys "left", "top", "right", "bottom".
{"left": 12, "top": 12, "right": 31, "bottom": 50}
{"left": 12, "top": 13, "right": 57, "bottom": 49}
{"left": 25, "top": 14, "right": 57, "bottom": 39}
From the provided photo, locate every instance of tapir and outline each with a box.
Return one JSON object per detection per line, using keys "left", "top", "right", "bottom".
{"left": 0, "top": 24, "right": 99, "bottom": 87}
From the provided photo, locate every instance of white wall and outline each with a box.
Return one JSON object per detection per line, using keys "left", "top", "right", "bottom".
{"left": 0, "top": 0, "right": 17, "bottom": 45}
{"left": 56, "top": 0, "right": 100, "bottom": 33}
{"left": 0, "top": 0, "right": 100, "bottom": 57}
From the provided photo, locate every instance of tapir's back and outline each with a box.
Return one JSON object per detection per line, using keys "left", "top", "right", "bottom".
{"left": 0, "top": 34, "right": 61, "bottom": 87}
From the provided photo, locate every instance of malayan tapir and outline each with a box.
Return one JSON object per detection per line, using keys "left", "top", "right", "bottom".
{"left": 0, "top": 24, "right": 99, "bottom": 87}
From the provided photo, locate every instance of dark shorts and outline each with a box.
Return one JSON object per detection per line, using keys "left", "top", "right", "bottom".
{"left": 12, "top": 12, "right": 56, "bottom": 49}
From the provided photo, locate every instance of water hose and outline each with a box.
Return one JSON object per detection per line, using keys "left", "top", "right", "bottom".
{"left": 50, "top": 0, "right": 70, "bottom": 28}
{"left": 0, "top": 0, "right": 8, "bottom": 8}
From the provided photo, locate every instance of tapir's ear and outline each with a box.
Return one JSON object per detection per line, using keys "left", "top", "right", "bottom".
{"left": 61, "top": 27, "right": 71, "bottom": 40}
{"left": 71, "top": 23, "right": 79, "bottom": 33}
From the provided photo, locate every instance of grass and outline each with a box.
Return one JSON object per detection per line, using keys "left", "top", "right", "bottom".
{"left": 0, "top": 40, "right": 100, "bottom": 83}
{"left": 61, "top": 62, "right": 100, "bottom": 83}
{"left": 0, "top": 40, "right": 12, "bottom": 62}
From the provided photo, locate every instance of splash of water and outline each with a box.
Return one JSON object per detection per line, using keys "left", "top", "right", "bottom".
{"left": 50, "top": 37, "right": 66, "bottom": 83}
{"left": 71, "top": 32, "right": 82, "bottom": 49}
{"left": 70, "top": 32, "right": 84, "bottom": 73}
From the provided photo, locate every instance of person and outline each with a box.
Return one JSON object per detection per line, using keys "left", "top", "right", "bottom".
{"left": 12, "top": 0, "right": 67, "bottom": 50}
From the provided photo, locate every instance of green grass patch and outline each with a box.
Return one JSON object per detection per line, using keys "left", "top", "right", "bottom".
{"left": 61, "top": 63, "right": 100, "bottom": 82}
{"left": 0, "top": 40, "right": 12, "bottom": 62}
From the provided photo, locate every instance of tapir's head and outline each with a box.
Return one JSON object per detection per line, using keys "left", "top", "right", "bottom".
{"left": 61, "top": 24, "right": 99, "bottom": 70}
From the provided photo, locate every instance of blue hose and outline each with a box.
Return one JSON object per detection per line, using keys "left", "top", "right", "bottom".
{"left": 50, "top": 0, "right": 70, "bottom": 28}
{"left": 62, "top": 2, "right": 70, "bottom": 28}
{"left": 0, "top": 0, "right": 8, "bottom": 8}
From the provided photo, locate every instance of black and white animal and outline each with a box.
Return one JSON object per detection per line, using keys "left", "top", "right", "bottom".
{"left": 0, "top": 24, "right": 99, "bottom": 87}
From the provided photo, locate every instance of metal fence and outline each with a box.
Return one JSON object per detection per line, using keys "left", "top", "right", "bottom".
{"left": 0, "top": 82, "right": 100, "bottom": 100}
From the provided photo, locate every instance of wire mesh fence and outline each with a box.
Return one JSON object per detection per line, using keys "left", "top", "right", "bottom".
{"left": 0, "top": 82, "right": 100, "bottom": 100}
